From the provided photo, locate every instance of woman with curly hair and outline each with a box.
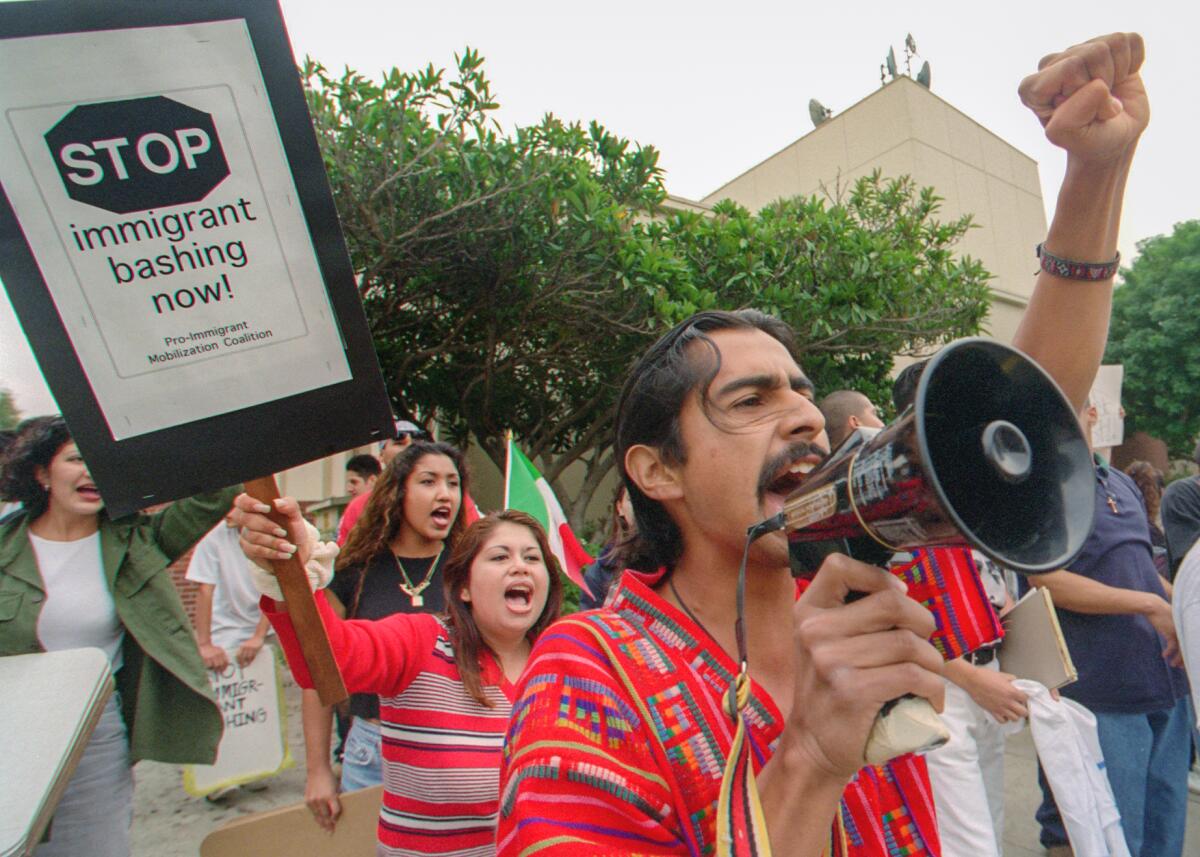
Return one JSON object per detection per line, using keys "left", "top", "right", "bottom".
{"left": 0, "top": 416, "right": 234, "bottom": 856}
{"left": 301, "top": 440, "right": 469, "bottom": 828}
{"left": 1126, "top": 460, "right": 1169, "bottom": 579}
{"left": 235, "top": 500, "right": 563, "bottom": 855}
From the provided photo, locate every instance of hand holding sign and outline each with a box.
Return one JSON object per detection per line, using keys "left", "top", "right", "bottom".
{"left": 235, "top": 479, "right": 346, "bottom": 705}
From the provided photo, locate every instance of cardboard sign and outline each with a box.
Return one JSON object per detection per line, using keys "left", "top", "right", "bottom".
{"left": 200, "top": 786, "right": 383, "bottom": 857}
{"left": 183, "top": 645, "right": 292, "bottom": 796}
{"left": 1090, "top": 364, "right": 1125, "bottom": 451}
{"left": 0, "top": 1, "right": 391, "bottom": 516}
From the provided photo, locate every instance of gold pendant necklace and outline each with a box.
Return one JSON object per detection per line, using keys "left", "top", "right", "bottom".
{"left": 394, "top": 547, "right": 442, "bottom": 607}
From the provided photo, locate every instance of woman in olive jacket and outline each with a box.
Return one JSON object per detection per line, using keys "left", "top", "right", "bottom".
{"left": 0, "top": 416, "right": 235, "bottom": 856}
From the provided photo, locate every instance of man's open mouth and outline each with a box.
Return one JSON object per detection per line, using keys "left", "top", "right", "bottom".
{"left": 765, "top": 458, "right": 818, "bottom": 497}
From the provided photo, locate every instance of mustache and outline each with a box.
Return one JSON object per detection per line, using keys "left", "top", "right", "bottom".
{"left": 757, "top": 442, "right": 829, "bottom": 501}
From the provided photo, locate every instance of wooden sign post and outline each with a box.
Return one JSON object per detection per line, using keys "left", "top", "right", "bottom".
{"left": 244, "top": 476, "right": 347, "bottom": 704}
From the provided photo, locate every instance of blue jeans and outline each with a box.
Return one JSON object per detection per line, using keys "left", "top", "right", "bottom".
{"left": 339, "top": 717, "right": 382, "bottom": 791}
{"left": 1093, "top": 697, "right": 1191, "bottom": 857}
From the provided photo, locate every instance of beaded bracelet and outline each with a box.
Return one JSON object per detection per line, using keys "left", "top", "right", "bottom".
{"left": 1036, "top": 243, "right": 1120, "bottom": 281}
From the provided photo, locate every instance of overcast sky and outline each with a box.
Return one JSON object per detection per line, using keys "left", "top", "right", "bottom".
{"left": 2, "top": 1, "right": 1195, "bottom": 416}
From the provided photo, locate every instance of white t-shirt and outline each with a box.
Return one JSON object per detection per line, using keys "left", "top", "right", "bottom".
{"left": 1172, "top": 540, "right": 1200, "bottom": 726}
{"left": 185, "top": 522, "right": 263, "bottom": 649}
{"left": 30, "top": 531, "right": 124, "bottom": 669}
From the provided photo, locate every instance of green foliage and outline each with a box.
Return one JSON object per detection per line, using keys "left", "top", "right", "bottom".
{"left": 1105, "top": 220, "right": 1200, "bottom": 456}
{"left": 0, "top": 389, "right": 20, "bottom": 431}
{"left": 649, "top": 174, "right": 992, "bottom": 410}
{"left": 304, "top": 50, "right": 992, "bottom": 528}
{"left": 559, "top": 578, "right": 582, "bottom": 616}
{"left": 304, "top": 51, "right": 667, "bottom": 495}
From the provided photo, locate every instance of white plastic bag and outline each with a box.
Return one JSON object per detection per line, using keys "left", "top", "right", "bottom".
{"left": 1015, "top": 679, "right": 1131, "bottom": 857}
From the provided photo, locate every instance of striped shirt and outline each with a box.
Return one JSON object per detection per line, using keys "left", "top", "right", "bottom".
{"left": 496, "top": 569, "right": 940, "bottom": 856}
{"left": 267, "top": 594, "right": 516, "bottom": 856}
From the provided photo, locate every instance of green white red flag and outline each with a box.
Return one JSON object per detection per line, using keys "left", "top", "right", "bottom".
{"left": 504, "top": 435, "right": 594, "bottom": 597}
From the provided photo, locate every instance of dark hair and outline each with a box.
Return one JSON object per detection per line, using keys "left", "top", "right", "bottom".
{"left": 614, "top": 309, "right": 799, "bottom": 571}
{"left": 891, "top": 360, "right": 929, "bottom": 412}
{"left": 340, "top": 441, "right": 469, "bottom": 613}
{"left": 1125, "top": 460, "right": 1165, "bottom": 523}
{"left": 345, "top": 453, "right": 382, "bottom": 480}
{"left": 0, "top": 429, "right": 16, "bottom": 458}
{"left": 818, "top": 389, "right": 872, "bottom": 449}
{"left": 442, "top": 510, "right": 564, "bottom": 707}
{"left": 0, "top": 416, "right": 74, "bottom": 518}
{"left": 606, "top": 482, "right": 635, "bottom": 546}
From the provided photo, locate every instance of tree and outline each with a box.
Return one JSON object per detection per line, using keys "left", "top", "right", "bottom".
{"left": 650, "top": 173, "right": 992, "bottom": 411}
{"left": 0, "top": 389, "right": 20, "bottom": 431}
{"left": 1105, "top": 220, "right": 1200, "bottom": 457}
{"left": 304, "top": 51, "right": 992, "bottom": 530}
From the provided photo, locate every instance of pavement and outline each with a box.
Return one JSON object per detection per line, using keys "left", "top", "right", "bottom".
{"left": 130, "top": 674, "right": 1200, "bottom": 856}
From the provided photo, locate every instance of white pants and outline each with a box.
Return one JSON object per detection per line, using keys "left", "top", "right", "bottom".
{"left": 923, "top": 663, "right": 1006, "bottom": 857}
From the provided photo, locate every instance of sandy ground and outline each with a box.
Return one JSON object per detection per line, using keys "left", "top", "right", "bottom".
{"left": 130, "top": 674, "right": 1200, "bottom": 856}
{"left": 130, "top": 670, "right": 310, "bottom": 857}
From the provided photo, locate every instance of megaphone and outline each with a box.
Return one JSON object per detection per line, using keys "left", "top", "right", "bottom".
{"left": 786, "top": 337, "right": 1095, "bottom": 577}
{"left": 777, "top": 338, "right": 1095, "bottom": 762}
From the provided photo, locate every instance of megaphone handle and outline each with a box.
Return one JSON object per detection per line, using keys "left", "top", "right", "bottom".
{"left": 863, "top": 694, "right": 950, "bottom": 765}
{"left": 840, "top": 573, "right": 950, "bottom": 764}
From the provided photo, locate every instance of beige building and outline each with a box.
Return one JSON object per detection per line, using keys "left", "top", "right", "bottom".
{"left": 280, "top": 76, "right": 1045, "bottom": 524}
{"left": 685, "top": 75, "right": 1045, "bottom": 344}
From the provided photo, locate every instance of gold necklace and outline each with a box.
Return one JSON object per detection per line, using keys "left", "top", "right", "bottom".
{"left": 393, "top": 546, "right": 442, "bottom": 607}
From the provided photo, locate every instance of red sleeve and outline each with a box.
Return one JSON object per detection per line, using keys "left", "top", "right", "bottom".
{"left": 336, "top": 493, "right": 368, "bottom": 546}
{"left": 496, "top": 619, "right": 688, "bottom": 855}
{"left": 262, "top": 590, "right": 437, "bottom": 697}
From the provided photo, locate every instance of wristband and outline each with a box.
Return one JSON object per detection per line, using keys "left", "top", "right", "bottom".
{"left": 1036, "top": 243, "right": 1120, "bottom": 281}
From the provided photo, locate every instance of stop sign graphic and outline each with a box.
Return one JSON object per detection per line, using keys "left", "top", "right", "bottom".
{"left": 45, "top": 95, "right": 229, "bottom": 214}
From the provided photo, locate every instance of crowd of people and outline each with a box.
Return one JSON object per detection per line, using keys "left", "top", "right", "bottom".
{"left": 4, "top": 28, "right": 1198, "bottom": 857}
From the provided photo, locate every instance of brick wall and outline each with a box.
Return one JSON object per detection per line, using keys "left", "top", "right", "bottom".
{"left": 171, "top": 547, "right": 200, "bottom": 625}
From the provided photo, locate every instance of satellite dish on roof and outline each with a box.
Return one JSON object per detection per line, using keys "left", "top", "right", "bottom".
{"left": 917, "top": 60, "right": 932, "bottom": 89}
{"left": 886, "top": 46, "right": 898, "bottom": 79}
{"left": 809, "top": 98, "right": 833, "bottom": 128}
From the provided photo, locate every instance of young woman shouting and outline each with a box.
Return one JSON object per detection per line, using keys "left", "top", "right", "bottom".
{"left": 234, "top": 496, "right": 563, "bottom": 855}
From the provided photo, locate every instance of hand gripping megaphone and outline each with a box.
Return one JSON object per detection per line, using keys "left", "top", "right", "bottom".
{"left": 779, "top": 338, "right": 1095, "bottom": 762}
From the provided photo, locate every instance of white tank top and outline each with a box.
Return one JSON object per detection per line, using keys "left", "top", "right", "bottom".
{"left": 30, "top": 531, "right": 125, "bottom": 669}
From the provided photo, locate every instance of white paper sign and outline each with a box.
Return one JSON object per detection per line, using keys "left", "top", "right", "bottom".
{"left": 0, "top": 20, "right": 351, "bottom": 439}
{"left": 1089, "top": 365, "right": 1124, "bottom": 451}
{"left": 183, "top": 645, "right": 292, "bottom": 795}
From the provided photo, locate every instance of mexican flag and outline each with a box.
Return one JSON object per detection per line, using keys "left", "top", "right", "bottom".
{"left": 504, "top": 436, "right": 594, "bottom": 598}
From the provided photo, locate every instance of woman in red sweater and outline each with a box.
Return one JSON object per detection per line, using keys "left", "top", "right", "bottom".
{"left": 235, "top": 499, "right": 563, "bottom": 856}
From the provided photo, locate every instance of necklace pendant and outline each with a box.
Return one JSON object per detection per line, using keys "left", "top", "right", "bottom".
{"left": 410, "top": 593, "right": 424, "bottom": 608}
{"left": 1107, "top": 495, "right": 1119, "bottom": 515}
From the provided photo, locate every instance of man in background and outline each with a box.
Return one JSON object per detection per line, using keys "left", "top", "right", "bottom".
{"left": 1029, "top": 400, "right": 1190, "bottom": 856}
{"left": 1162, "top": 439, "right": 1200, "bottom": 582}
{"left": 186, "top": 511, "right": 274, "bottom": 800}
{"left": 343, "top": 453, "right": 381, "bottom": 500}
{"left": 817, "top": 389, "right": 885, "bottom": 449}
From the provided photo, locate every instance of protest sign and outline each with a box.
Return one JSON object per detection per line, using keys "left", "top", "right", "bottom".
{"left": 1090, "top": 365, "right": 1125, "bottom": 452}
{"left": 0, "top": 0, "right": 392, "bottom": 517}
{"left": 183, "top": 646, "right": 292, "bottom": 796}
